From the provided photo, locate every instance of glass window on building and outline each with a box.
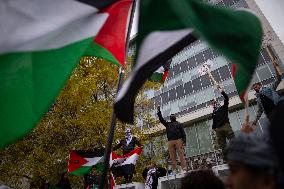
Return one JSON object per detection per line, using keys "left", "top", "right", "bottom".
{"left": 223, "top": 0, "right": 234, "bottom": 7}
{"left": 219, "top": 65, "right": 231, "bottom": 81}
{"left": 168, "top": 89, "right": 177, "bottom": 102}
{"left": 167, "top": 69, "right": 174, "bottom": 79}
{"left": 188, "top": 56, "right": 197, "bottom": 70}
{"left": 171, "top": 57, "right": 179, "bottom": 65}
{"left": 195, "top": 91, "right": 205, "bottom": 105}
{"left": 186, "top": 94, "right": 197, "bottom": 108}
{"left": 182, "top": 71, "right": 192, "bottom": 83}
{"left": 176, "top": 85, "right": 185, "bottom": 99}
{"left": 184, "top": 81, "right": 193, "bottom": 94}
{"left": 211, "top": 69, "right": 222, "bottom": 83}
{"left": 175, "top": 74, "right": 183, "bottom": 86}
{"left": 185, "top": 125, "right": 200, "bottom": 156}
{"left": 203, "top": 87, "right": 215, "bottom": 102}
{"left": 203, "top": 48, "right": 214, "bottom": 60}
{"left": 195, "top": 121, "right": 213, "bottom": 154}
{"left": 185, "top": 46, "right": 196, "bottom": 58}
{"left": 170, "top": 100, "right": 179, "bottom": 114}
{"left": 178, "top": 97, "right": 187, "bottom": 111}
{"left": 180, "top": 60, "right": 189, "bottom": 72}
{"left": 195, "top": 52, "right": 205, "bottom": 65}
{"left": 212, "top": 56, "right": 227, "bottom": 70}
{"left": 192, "top": 77, "right": 202, "bottom": 92}
{"left": 200, "top": 74, "right": 212, "bottom": 89}
{"left": 257, "top": 64, "right": 273, "bottom": 81}
{"left": 223, "top": 80, "right": 236, "bottom": 94}
{"left": 172, "top": 64, "right": 181, "bottom": 76}
{"left": 167, "top": 78, "right": 175, "bottom": 90}
{"left": 162, "top": 106, "right": 171, "bottom": 117}
{"left": 161, "top": 92, "right": 169, "bottom": 104}
{"left": 190, "top": 67, "right": 199, "bottom": 80}
{"left": 214, "top": 88, "right": 222, "bottom": 98}
{"left": 193, "top": 42, "right": 208, "bottom": 55}
{"left": 228, "top": 111, "right": 241, "bottom": 131}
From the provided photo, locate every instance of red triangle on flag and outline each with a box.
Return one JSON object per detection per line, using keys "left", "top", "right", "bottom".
{"left": 68, "top": 150, "right": 88, "bottom": 173}
{"left": 94, "top": 0, "right": 133, "bottom": 67}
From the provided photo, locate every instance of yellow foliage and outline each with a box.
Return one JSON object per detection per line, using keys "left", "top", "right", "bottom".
{"left": 0, "top": 56, "right": 163, "bottom": 188}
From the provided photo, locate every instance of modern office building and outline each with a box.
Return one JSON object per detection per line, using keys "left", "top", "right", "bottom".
{"left": 132, "top": 0, "right": 284, "bottom": 169}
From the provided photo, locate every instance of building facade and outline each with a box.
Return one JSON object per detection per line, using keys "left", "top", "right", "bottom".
{"left": 138, "top": 0, "right": 284, "bottom": 170}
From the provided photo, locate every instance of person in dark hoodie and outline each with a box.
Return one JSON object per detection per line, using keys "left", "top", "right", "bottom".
{"left": 157, "top": 106, "right": 187, "bottom": 174}
{"left": 211, "top": 85, "right": 235, "bottom": 154}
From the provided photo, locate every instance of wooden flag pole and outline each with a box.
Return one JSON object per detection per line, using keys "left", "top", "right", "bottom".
{"left": 265, "top": 46, "right": 282, "bottom": 75}
{"left": 208, "top": 70, "right": 219, "bottom": 88}
{"left": 99, "top": 1, "right": 137, "bottom": 188}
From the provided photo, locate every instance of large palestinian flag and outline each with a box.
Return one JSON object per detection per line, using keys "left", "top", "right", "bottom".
{"left": 0, "top": 0, "right": 133, "bottom": 148}
{"left": 114, "top": 0, "right": 262, "bottom": 123}
{"left": 68, "top": 148, "right": 105, "bottom": 176}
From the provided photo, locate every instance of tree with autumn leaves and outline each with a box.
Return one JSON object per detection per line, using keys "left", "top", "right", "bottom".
{"left": 0, "top": 57, "right": 161, "bottom": 188}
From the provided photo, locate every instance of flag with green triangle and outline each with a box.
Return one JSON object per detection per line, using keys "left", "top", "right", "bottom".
{"left": 114, "top": 0, "right": 263, "bottom": 123}
{"left": 68, "top": 148, "right": 104, "bottom": 176}
{"left": 0, "top": 0, "right": 133, "bottom": 148}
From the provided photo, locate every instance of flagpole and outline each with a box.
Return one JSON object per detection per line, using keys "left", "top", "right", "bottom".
{"left": 99, "top": 0, "right": 137, "bottom": 188}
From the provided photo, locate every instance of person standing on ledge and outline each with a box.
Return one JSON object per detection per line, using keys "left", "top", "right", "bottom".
{"left": 211, "top": 85, "right": 235, "bottom": 154}
{"left": 157, "top": 106, "right": 187, "bottom": 174}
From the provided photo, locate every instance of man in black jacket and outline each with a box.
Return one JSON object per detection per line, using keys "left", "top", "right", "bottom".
{"left": 211, "top": 87, "right": 235, "bottom": 153}
{"left": 113, "top": 128, "right": 141, "bottom": 183}
{"left": 157, "top": 106, "right": 187, "bottom": 173}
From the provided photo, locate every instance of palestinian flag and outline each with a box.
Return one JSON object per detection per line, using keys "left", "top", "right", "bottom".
{"left": 114, "top": 0, "right": 262, "bottom": 123}
{"left": 149, "top": 59, "right": 172, "bottom": 83}
{"left": 110, "top": 147, "right": 142, "bottom": 178}
{"left": 0, "top": 0, "right": 133, "bottom": 148}
{"left": 68, "top": 148, "right": 105, "bottom": 176}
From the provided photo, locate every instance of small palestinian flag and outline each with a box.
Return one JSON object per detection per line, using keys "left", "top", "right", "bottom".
{"left": 149, "top": 59, "right": 171, "bottom": 83}
{"left": 68, "top": 148, "right": 104, "bottom": 176}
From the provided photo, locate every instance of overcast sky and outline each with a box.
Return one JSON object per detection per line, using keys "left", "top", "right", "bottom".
{"left": 131, "top": 1, "right": 284, "bottom": 43}
{"left": 255, "top": 0, "right": 284, "bottom": 44}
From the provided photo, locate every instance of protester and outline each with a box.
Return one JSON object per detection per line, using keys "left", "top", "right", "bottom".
{"left": 252, "top": 60, "right": 283, "bottom": 125}
{"left": 113, "top": 128, "right": 141, "bottom": 183}
{"left": 211, "top": 85, "right": 234, "bottom": 154}
{"left": 224, "top": 133, "right": 281, "bottom": 189}
{"left": 157, "top": 106, "right": 187, "bottom": 174}
{"left": 142, "top": 163, "right": 167, "bottom": 189}
{"left": 180, "top": 169, "right": 225, "bottom": 189}
{"left": 56, "top": 172, "right": 71, "bottom": 189}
